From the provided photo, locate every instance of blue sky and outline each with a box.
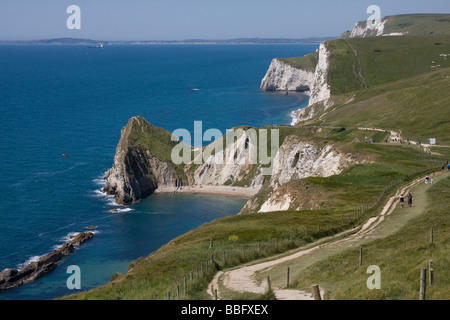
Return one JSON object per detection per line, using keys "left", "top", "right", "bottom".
{"left": 0, "top": 0, "right": 449, "bottom": 40}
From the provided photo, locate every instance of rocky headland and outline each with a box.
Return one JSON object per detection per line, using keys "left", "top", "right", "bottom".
{"left": 102, "top": 116, "right": 370, "bottom": 214}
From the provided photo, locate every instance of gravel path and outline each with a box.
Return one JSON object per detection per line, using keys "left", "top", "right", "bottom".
{"left": 207, "top": 173, "right": 437, "bottom": 300}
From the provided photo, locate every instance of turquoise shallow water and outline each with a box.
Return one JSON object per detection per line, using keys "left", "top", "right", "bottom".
{"left": 0, "top": 43, "right": 317, "bottom": 299}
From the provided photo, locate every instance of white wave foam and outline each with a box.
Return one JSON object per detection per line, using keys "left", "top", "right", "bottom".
{"left": 93, "top": 177, "right": 106, "bottom": 186}
{"left": 116, "top": 207, "right": 134, "bottom": 213}
{"left": 91, "top": 189, "right": 117, "bottom": 206}
{"left": 17, "top": 255, "right": 41, "bottom": 270}
{"left": 290, "top": 110, "right": 299, "bottom": 126}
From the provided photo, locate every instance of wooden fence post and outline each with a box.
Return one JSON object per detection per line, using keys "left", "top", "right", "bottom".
{"left": 429, "top": 261, "right": 434, "bottom": 286}
{"left": 311, "top": 284, "right": 322, "bottom": 300}
{"left": 359, "top": 246, "right": 363, "bottom": 267}
{"left": 286, "top": 266, "right": 290, "bottom": 288}
{"left": 419, "top": 268, "right": 427, "bottom": 300}
{"left": 430, "top": 228, "right": 433, "bottom": 244}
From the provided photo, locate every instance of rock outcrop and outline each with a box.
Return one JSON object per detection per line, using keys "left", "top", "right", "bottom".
{"left": 295, "top": 42, "right": 332, "bottom": 123}
{"left": 344, "top": 16, "right": 407, "bottom": 39}
{"left": 348, "top": 18, "right": 388, "bottom": 38}
{"left": 260, "top": 58, "right": 314, "bottom": 92}
{"left": 269, "top": 135, "right": 352, "bottom": 188}
{"left": 0, "top": 231, "right": 94, "bottom": 292}
{"left": 260, "top": 43, "right": 332, "bottom": 125}
{"left": 103, "top": 116, "right": 181, "bottom": 204}
{"left": 193, "top": 128, "right": 264, "bottom": 188}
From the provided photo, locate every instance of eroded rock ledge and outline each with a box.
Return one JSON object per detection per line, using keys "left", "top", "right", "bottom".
{"left": 0, "top": 230, "right": 94, "bottom": 292}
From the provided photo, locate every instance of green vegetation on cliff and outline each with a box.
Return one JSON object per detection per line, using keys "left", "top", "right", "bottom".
{"left": 279, "top": 51, "right": 319, "bottom": 72}
{"left": 63, "top": 14, "right": 450, "bottom": 300}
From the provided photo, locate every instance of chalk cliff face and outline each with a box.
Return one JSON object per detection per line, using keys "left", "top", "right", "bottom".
{"left": 295, "top": 42, "right": 332, "bottom": 123}
{"left": 305, "top": 43, "right": 331, "bottom": 108}
{"left": 260, "top": 43, "right": 332, "bottom": 124}
{"left": 260, "top": 59, "right": 314, "bottom": 92}
{"left": 103, "top": 117, "right": 179, "bottom": 205}
{"left": 193, "top": 129, "right": 264, "bottom": 188}
{"left": 346, "top": 17, "right": 406, "bottom": 38}
{"left": 349, "top": 18, "right": 387, "bottom": 38}
{"left": 239, "top": 134, "right": 368, "bottom": 213}
{"left": 269, "top": 135, "right": 351, "bottom": 188}
{"left": 259, "top": 135, "right": 363, "bottom": 212}
{"left": 104, "top": 117, "right": 367, "bottom": 214}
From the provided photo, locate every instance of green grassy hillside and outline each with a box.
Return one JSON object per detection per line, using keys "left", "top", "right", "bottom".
{"left": 61, "top": 15, "right": 450, "bottom": 301}
{"left": 308, "top": 68, "right": 450, "bottom": 145}
{"left": 293, "top": 173, "right": 450, "bottom": 300}
{"left": 381, "top": 14, "right": 450, "bottom": 36}
{"left": 279, "top": 51, "right": 319, "bottom": 72}
{"left": 326, "top": 35, "right": 450, "bottom": 95}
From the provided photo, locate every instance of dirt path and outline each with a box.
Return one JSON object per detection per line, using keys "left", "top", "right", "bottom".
{"left": 344, "top": 39, "right": 368, "bottom": 89}
{"left": 207, "top": 171, "right": 443, "bottom": 300}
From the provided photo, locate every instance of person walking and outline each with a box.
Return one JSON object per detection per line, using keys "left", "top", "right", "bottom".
{"left": 399, "top": 194, "right": 405, "bottom": 208}
{"left": 407, "top": 192, "right": 413, "bottom": 207}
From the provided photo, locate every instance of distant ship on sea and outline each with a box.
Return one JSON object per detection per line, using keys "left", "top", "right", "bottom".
{"left": 88, "top": 43, "right": 103, "bottom": 49}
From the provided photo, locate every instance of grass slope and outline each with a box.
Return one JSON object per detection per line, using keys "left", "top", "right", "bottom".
{"left": 383, "top": 14, "right": 450, "bottom": 36}
{"left": 279, "top": 51, "right": 319, "bottom": 72}
{"left": 308, "top": 67, "right": 450, "bottom": 145}
{"left": 292, "top": 172, "right": 450, "bottom": 300}
{"left": 326, "top": 35, "right": 450, "bottom": 95}
{"left": 62, "top": 17, "right": 450, "bottom": 301}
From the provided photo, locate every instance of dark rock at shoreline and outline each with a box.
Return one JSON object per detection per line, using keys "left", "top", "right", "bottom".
{"left": 102, "top": 116, "right": 179, "bottom": 205}
{"left": 0, "top": 230, "right": 94, "bottom": 292}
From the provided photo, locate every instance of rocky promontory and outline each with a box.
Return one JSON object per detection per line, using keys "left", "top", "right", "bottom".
{"left": 260, "top": 58, "right": 315, "bottom": 92}
{"left": 0, "top": 231, "right": 94, "bottom": 292}
{"left": 103, "top": 116, "right": 184, "bottom": 205}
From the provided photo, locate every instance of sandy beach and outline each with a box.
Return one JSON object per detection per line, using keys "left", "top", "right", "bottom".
{"left": 154, "top": 185, "right": 260, "bottom": 198}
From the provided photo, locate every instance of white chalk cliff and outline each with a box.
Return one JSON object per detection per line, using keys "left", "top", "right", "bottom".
{"left": 193, "top": 129, "right": 264, "bottom": 188}
{"left": 347, "top": 17, "right": 406, "bottom": 38}
{"left": 305, "top": 43, "right": 331, "bottom": 108}
{"left": 295, "top": 43, "right": 332, "bottom": 123}
{"left": 260, "top": 41, "right": 333, "bottom": 125}
{"left": 269, "top": 135, "right": 350, "bottom": 188}
{"left": 349, "top": 18, "right": 387, "bottom": 38}
{"left": 260, "top": 59, "right": 314, "bottom": 92}
{"left": 258, "top": 135, "right": 363, "bottom": 213}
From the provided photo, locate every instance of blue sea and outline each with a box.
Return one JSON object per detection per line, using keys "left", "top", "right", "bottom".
{"left": 0, "top": 43, "right": 317, "bottom": 300}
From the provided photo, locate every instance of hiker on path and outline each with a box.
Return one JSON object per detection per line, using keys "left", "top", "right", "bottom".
{"left": 407, "top": 192, "right": 413, "bottom": 207}
{"left": 425, "top": 176, "right": 429, "bottom": 184}
{"left": 399, "top": 194, "right": 405, "bottom": 208}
